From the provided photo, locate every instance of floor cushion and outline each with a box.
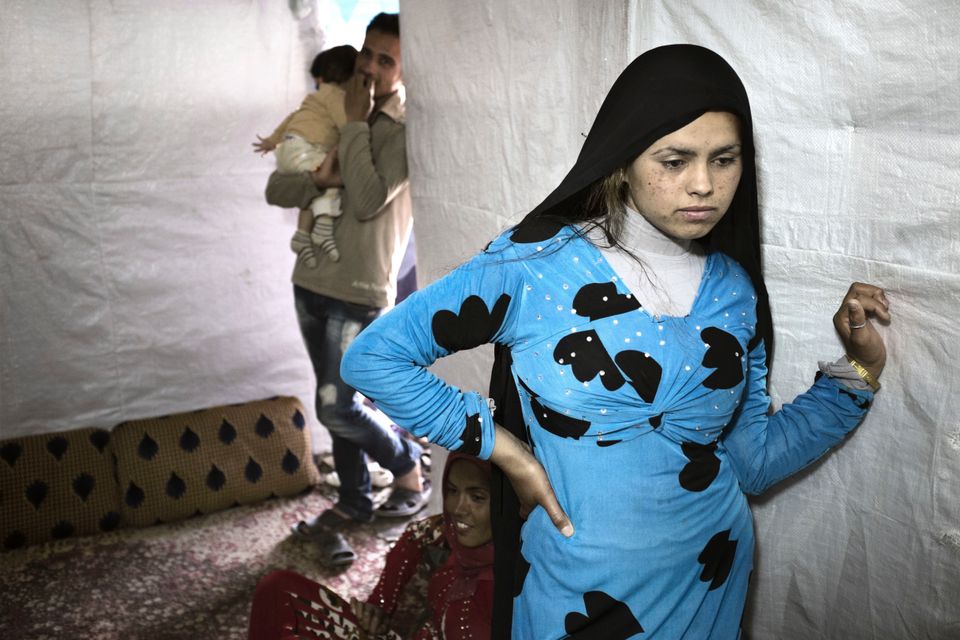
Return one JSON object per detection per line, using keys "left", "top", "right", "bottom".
{"left": 111, "top": 396, "right": 319, "bottom": 527}
{"left": 0, "top": 427, "right": 119, "bottom": 551}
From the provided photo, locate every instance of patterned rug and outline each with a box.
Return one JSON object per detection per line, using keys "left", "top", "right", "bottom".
{"left": 0, "top": 482, "right": 412, "bottom": 639}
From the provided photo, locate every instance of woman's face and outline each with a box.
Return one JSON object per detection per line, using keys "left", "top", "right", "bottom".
{"left": 625, "top": 111, "right": 743, "bottom": 240}
{"left": 443, "top": 460, "right": 493, "bottom": 548}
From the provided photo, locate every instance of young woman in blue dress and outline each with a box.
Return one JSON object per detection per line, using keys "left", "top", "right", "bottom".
{"left": 340, "top": 44, "right": 890, "bottom": 638}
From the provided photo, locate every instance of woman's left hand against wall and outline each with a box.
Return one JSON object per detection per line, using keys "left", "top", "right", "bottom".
{"left": 833, "top": 282, "right": 890, "bottom": 379}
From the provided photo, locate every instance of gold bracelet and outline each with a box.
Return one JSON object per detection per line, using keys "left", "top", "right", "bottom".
{"left": 846, "top": 356, "right": 881, "bottom": 392}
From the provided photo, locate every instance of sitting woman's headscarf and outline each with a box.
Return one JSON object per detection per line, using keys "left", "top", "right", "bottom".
{"left": 489, "top": 44, "right": 770, "bottom": 636}
{"left": 426, "top": 452, "right": 494, "bottom": 637}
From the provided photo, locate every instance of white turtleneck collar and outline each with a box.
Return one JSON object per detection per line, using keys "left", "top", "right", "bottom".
{"left": 584, "top": 205, "right": 707, "bottom": 318}
{"left": 618, "top": 203, "right": 695, "bottom": 258}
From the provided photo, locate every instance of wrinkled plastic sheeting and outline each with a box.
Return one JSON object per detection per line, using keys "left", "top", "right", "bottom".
{"left": 403, "top": 0, "right": 959, "bottom": 637}
{"left": 1, "top": 0, "right": 958, "bottom": 635}
{"left": 0, "top": 0, "right": 335, "bottom": 439}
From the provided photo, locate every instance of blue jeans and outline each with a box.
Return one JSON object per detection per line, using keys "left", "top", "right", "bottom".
{"left": 294, "top": 286, "right": 421, "bottom": 521}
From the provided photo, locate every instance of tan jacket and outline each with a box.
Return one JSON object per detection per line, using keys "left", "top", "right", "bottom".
{"left": 265, "top": 90, "right": 410, "bottom": 308}
{"left": 266, "top": 84, "right": 347, "bottom": 149}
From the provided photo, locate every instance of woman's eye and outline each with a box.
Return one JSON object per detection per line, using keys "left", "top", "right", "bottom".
{"left": 714, "top": 156, "right": 737, "bottom": 167}
{"left": 662, "top": 159, "right": 685, "bottom": 170}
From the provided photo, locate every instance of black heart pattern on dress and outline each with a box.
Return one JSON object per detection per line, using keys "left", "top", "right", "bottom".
{"left": 700, "top": 327, "right": 744, "bottom": 390}
{"left": 698, "top": 529, "right": 738, "bottom": 591}
{"left": 679, "top": 442, "right": 721, "bottom": 492}
{"left": 564, "top": 590, "right": 644, "bottom": 639}
{"left": 614, "top": 350, "right": 662, "bottom": 403}
{"left": 432, "top": 294, "right": 511, "bottom": 353}
{"left": 597, "top": 439, "right": 622, "bottom": 447}
{"left": 554, "top": 330, "right": 625, "bottom": 391}
{"left": 572, "top": 282, "right": 640, "bottom": 321}
{"left": 518, "top": 378, "right": 590, "bottom": 440}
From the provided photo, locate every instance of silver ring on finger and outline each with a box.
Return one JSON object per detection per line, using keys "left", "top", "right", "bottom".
{"left": 849, "top": 322, "right": 867, "bottom": 329}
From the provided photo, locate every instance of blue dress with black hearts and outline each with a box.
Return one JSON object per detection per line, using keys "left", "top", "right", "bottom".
{"left": 341, "top": 224, "right": 872, "bottom": 639}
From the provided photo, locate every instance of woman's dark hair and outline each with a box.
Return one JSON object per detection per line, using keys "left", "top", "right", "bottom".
{"left": 310, "top": 45, "right": 358, "bottom": 84}
{"left": 366, "top": 12, "right": 399, "bottom": 37}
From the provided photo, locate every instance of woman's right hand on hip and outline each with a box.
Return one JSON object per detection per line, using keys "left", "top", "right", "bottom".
{"left": 490, "top": 424, "right": 574, "bottom": 538}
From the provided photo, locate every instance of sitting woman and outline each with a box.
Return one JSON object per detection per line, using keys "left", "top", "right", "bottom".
{"left": 247, "top": 452, "right": 493, "bottom": 640}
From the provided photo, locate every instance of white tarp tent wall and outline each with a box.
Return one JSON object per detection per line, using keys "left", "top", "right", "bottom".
{"left": 0, "top": 0, "right": 957, "bottom": 637}
{"left": 0, "top": 0, "right": 395, "bottom": 449}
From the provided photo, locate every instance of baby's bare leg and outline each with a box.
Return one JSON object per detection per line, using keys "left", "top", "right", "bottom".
{"left": 297, "top": 208, "right": 313, "bottom": 234}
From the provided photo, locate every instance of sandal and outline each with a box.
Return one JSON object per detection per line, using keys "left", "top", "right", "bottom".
{"left": 376, "top": 479, "right": 432, "bottom": 518}
{"left": 291, "top": 509, "right": 368, "bottom": 567}
{"left": 291, "top": 508, "right": 372, "bottom": 539}
{"left": 316, "top": 530, "right": 356, "bottom": 567}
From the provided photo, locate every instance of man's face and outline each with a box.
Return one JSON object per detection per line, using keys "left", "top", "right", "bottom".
{"left": 356, "top": 29, "right": 402, "bottom": 99}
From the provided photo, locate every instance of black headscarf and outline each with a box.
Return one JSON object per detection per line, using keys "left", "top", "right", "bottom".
{"left": 489, "top": 45, "right": 772, "bottom": 636}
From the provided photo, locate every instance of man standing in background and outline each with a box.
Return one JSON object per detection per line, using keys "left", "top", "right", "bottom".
{"left": 265, "top": 12, "right": 428, "bottom": 565}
